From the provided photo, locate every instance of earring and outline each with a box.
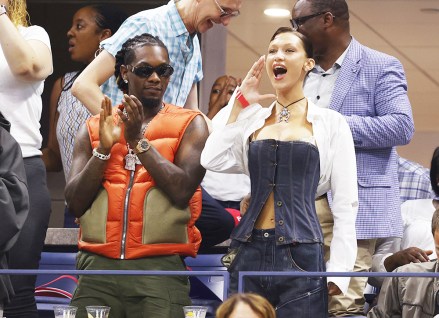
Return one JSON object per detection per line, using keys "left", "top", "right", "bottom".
{"left": 123, "top": 78, "right": 128, "bottom": 83}
{"left": 94, "top": 48, "right": 103, "bottom": 58}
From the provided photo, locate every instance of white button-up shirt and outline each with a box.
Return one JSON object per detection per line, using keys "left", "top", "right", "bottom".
{"left": 201, "top": 95, "right": 359, "bottom": 294}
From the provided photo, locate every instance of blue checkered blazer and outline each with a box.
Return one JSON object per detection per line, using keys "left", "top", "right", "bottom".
{"left": 329, "top": 38, "right": 414, "bottom": 239}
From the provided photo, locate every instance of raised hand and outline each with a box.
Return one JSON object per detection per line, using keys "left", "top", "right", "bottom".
{"left": 239, "top": 56, "right": 275, "bottom": 105}
{"left": 384, "top": 247, "right": 433, "bottom": 272}
{"left": 98, "top": 96, "right": 121, "bottom": 152}
{"left": 117, "top": 94, "right": 144, "bottom": 146}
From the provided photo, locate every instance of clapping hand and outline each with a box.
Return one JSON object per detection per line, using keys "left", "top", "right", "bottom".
{"left": 98, "top": 96, "right": 121, "bottom": 152}
{"left": 117, "top": 94, "right": 144, "bottom": 147}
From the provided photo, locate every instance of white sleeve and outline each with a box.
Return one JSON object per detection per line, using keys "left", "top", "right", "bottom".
{"left": 21, "top": 25, "right": 51, "bottom": 51}
{"left": 326, "top": 115, "right": 359, "bottom": 295}
{"left": 201, "top": 97, "right": 270, "bottom": 175}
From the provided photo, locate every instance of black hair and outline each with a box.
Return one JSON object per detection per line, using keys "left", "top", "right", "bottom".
{"left": 63, "top": 4, "right": 128, "bottom": 92}
{"left": 432, "top": 209, "right": 439, "bottom": 235}
{"left": 430, "top": 147, "right": 439, "bottom": 197}
{"left": 114, "top": 33, "right": 169, "bottom": 94}
{"left": 308, "top": 0, "right": 349, "bottom": 21}
{"left": 90, "top": 4, "right": 128, "bottom": 36}
{"left": 270, "top": 27, "right": 313, "bottom": 58}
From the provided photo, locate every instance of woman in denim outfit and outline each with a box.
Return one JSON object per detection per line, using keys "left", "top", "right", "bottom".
{"left": 201, "top": 27, "right": 358, "bottom": 317}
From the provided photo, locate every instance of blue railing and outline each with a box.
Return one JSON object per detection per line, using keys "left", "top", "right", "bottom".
{"left": 0, "top": 269, "right": 230, "bottom": 301}
{"left": 2, "top": 268, "right": 439, "bottom": 299}
{"left": 237, "top": 270, "right": 439, "bottom": 292}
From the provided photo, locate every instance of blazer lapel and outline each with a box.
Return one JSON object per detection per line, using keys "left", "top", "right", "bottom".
{"left": 329, "top": 38, "right": 363, "bottom": 112}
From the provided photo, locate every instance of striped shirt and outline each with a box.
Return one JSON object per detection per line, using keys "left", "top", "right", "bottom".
{"left": 100, "top": 0, "right": 203, "bottom": 107}
{"left": 398, "top": 157, "right": 434, "bottom": 202}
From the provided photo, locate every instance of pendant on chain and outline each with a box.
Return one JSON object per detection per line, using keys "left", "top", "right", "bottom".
{"left": 278, "top": 108, "right": 290, "bottom": 123}
{"left": 124, "top": 103, "right": 164, "bottom": 171}
{"left": 125, "top": 150, "right": 137, "bottom": 171}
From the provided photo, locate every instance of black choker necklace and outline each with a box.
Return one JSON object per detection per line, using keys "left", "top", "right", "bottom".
{"left": 277, "top": 97, "right": 306, "bottom": 123}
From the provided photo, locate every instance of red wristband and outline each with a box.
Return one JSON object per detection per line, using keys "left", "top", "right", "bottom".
{"left": 236, "top": 90, "right": 250, "bottom": 108}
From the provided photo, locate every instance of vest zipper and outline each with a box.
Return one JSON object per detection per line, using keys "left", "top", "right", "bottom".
{"left": 121, "top": 170, "right": 135, "bottom": 259}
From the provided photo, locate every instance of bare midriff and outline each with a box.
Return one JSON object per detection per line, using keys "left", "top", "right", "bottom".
{"left": 254, "top": 191, "right": 276, "bottom": 229}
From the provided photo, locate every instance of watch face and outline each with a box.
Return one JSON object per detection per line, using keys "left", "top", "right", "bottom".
{"left": 137, "top": 139, "right": 149, "bottom": 153}
{"left": 140, "top": 140, "right": 149, "bottom": 149}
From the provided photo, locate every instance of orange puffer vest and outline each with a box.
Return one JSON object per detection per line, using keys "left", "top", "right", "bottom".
{"left": 78, "top": 104, "right": 202, "bottom": 259}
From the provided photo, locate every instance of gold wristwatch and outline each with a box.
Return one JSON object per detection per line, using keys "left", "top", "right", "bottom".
{"left": 134, "top": 138, "right": 151, "bottom": 154}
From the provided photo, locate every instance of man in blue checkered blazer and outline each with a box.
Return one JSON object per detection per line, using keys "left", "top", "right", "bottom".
{"left": 293, "top": 0, "right": 415, "bottom": 316}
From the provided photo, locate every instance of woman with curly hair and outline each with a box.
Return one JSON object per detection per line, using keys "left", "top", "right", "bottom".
{"left": 0, "top": 0, "right": 52, "bottom": 317}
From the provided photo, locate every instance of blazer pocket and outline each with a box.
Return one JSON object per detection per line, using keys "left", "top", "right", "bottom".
{"left": 79, "top": 188, "right": 108, "bottom": 243}
{"left": 357, "top": 174, "right": 391, "bottom": 188}
{"left": 142, "top": 187, "right": 190, "bottom": 244}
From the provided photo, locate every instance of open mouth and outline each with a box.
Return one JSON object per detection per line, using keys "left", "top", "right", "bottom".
{"left": 273, "top": 66, "right": 287, "bottom": 79}
{"left": 68, "top": 41, "right": 75, "bottom": 52}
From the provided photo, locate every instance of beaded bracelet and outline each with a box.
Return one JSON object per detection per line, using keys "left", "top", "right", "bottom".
{"left": 92, "top": 148, "right": 111, "bottom": 161}
{"left": 236, "top": 90, "right": 250, "bottom": 108}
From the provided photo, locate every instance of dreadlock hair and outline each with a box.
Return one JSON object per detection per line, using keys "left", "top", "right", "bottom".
{"left": 308, "top": 0, "right": 349, "bottom": 21}
{"left": 8, "top": 0, "right": 29, "bottom": 27}
{"left": 114, "top": 33, "right": 169, "bottom": 94}
{"left": 62, "top": 4, "right": 127, "bottom": 92}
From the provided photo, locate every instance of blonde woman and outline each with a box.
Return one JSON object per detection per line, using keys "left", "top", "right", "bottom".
{"left": 0, "top": 1, "right": 52, "bottom": 317}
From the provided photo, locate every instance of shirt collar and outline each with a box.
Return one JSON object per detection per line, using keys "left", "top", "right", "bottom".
{"left": 167, "top": 0, "right": 189, "bottom": 37}
{"left": 312, "top": 39, "right": 352, "bottom": 73}
{"left": 334, "top": 40, "right": 351, "bottom": 67}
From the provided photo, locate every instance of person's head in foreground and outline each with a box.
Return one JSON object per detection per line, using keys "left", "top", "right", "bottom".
{"left": 216, "top": 293, "right": 276, "bottom": 318}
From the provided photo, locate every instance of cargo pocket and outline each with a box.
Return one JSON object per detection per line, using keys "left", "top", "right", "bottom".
{"left": 79, "top": 188, "right": 108, "bottom": 243}
{"left": 142, "top": 187, "right": 190, "bottom": 244}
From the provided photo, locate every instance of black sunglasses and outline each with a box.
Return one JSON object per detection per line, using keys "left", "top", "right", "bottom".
{"left": 290, "top": 12, "right": 330, "bottom": 31}
{"left": 127, "top": 63, "right": 174, "bottom": 79}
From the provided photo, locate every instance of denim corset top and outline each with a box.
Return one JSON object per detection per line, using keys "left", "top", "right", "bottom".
{"left": 231, "top": 139, "right": 323, "bottom": 245}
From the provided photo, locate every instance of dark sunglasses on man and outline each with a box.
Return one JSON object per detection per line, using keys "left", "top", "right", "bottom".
{"left": 290, "top": 11, "right": 334, "bottom": 31}
{"left": 127, "top": 63, "right": 174, "bottom": 79}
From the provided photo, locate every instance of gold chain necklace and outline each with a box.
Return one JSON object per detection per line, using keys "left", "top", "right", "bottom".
{"left": 277, "top": 97, "right": 305, "bottom": 123}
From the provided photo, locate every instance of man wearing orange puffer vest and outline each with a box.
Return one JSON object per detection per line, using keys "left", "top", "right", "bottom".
{"left": 65, "top": 33, "right": 209, "bottom": 318}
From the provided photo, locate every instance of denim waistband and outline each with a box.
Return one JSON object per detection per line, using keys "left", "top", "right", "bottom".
{"left": 252, "top": 228, "right": 276, "bottom": 240}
